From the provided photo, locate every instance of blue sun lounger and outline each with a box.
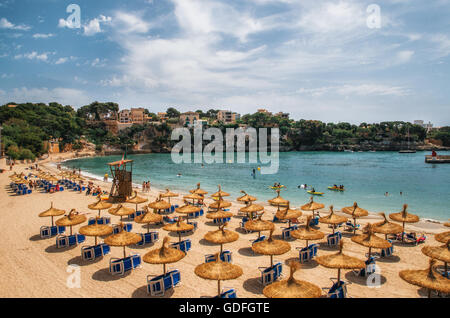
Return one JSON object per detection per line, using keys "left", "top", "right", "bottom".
{"left": 259, "top": 262, "right": 282, "bottom": 286}
{"left": 147, "top": 269, "right": 181, "bottom": 296}
{"left": 170, "top": 239, "right": 191, "bottom": 253}
{"left": 353, "top": 257, "right": 377, "bottom": 277}
{"left": 213, "top": 217, "right": 231, "bottom": 224}
{"left": 327, "top": 231, "right": 342, "bottom": 246}
{"left": 323, "top": 280, "right": 348, "bottom": 298}
{"left": 215, "top": 288, "right": 237, "bottom": 298}
{"left": 56, "top": 234, "right": 86, "bottom": 248}
{"left": 88, "top": 217, "right": 111, "bottom": 225}
{"left": 136, "top": 232, "right": 159, "bottom": 246}
{"left": 251, "top": 235, "right": 266, "bottom": 245}
{"left": 309, "top": 217, "right": 319, "bottom": 227}
{"left": 109, "top": 254, "right": 141, "bottom": 275}
{"left": 112, "top": 223, "right": 132, "bottom": 234}
{"left": 81, "top": 243, "right": 110, "bottom": 261}
{"left": 205, "top": 251, "right": 232, "bottom": 263}
{"left": 381, "top": 239, "right": 394, "bottom": 257}
{"left": 40, "top": 225, "right": 66, "bottom": 239}
{"left": 129, "top": 210, "right": 144, "bottom": 220}
{"left": 297, "top": 243, "right": 319, "bottom": 263}
{"left": 281, "top": 225, "right": 299, "bottom": 240}
{"left": 345, "top": 221, "right": 360, "bottom": 232}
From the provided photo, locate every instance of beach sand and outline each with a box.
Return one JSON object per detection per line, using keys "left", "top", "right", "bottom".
{"left": 0, "top": 153, "right": 448, "bottom": 298}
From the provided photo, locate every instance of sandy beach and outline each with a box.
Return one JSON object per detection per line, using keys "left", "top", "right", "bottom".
{"left": 0, "top": 153, "right": 448, "bottom": 298}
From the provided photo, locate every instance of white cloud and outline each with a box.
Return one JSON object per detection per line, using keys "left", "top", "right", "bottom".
{"left": 33, "top": 33, "right": 55, "bottom": 39}
{"left": 55, "top": 57, "right": 68, "bottom": 65}
{"left": 113, "top": 11, "right": 151, "bottom": 34}
{"left": 14, "top": 51, "right": 49, "bottom": 62}
{"left": 83, "top": 15, "right": 112, "bottom": 36}
{"left": 396, "top": 50, "right": 414, "bottom": 63}
{"left": 0, "top": 17, "right": 31, "bottom": 31}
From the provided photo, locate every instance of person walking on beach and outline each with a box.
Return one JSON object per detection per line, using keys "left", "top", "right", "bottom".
{"left": 147, "top": 180, "right": 151, "bottom": 191}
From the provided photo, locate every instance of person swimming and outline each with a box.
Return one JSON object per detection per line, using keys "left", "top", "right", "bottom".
{"left": 177, "top": 173, "right": 182, "bottom": 177}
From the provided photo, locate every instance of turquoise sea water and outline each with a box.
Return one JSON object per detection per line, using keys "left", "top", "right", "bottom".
{"left": 63, "top": 151, "right": 450, "bottom": 221}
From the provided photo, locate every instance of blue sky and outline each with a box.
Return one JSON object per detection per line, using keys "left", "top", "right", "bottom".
{"left": 0, "top": 0, "right": 449, "bottom": 125}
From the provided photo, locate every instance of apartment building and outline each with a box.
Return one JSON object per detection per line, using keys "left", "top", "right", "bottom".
{"left": 217, "top": 110, "right": 240, "bottom": 124}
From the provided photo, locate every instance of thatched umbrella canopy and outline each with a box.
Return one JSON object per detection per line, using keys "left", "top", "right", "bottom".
{"left": 88, "top": 199, "right": 112, "bottom": 217}
{"left": 237, "top": 190, "right": 257, "bottom": 204}
{"left": 342, "top": 202, "right": 369, "bottom": 234}
{"left": 126, "top": 191, "right": 148, "bottom": 211}
{"left": 268, "top": 189, "right": 289, "bottom": 211}
{"left": 315, "top": 241, "right": 365, "bottom": 287}
{"left": 319, "top": 206, "right": 348, "bottom": 234}
{"left": 55, "top": 209, "right": 87, "bottom": 235}
{"left": 194, "top": 253, "right": 243, "bottom": 296}
{"left": 422, "top": 240, "right": 450, "bottom": 274}
{"left": 239, "top": 203, "right": 264, "bottom": 219}
{"left": 163, "top": 217, "right": 194, "bottom": 242}
{"left": 275, "top": 202, "right": 302, "bottom": 227}
{"left": 39, "top": 202, "right": 65, "bottom": 226}
{"left": 204, "top": 222, "right": 239, "bottom": 253}
{"left": 108, "top": 204, "right": 135, "bottom": 221}
{"left": 134, "top": 206, "right": 163, "bottom": 233}
{"left": 244, "top": 213, "right": 275, "bottom": 238}
{"left": 103, "top": 224, "right": 142, "bottom": 258}
{"left": 189, "top": 183, "right": 208, "bottom": 195}
{"left": 209, "top": 198, "right": 232, "bottom": 210}
{"left": 143, "top": 237, "right": 186, "bottom": 274}
{"left": 291, "top": 216, "right": 325, "bottom": 247}
{"left": 176, "top": 204, "right": 201, "bottom": 219}
{"left": 399, "top": 259, "right": 450, "bottom": 298}
{"left": 351, "top": 224, "right": 392, "bottom": 258}
{"left": 301, "top": 197, "right": 325, "bottom": 218}
{"left": 263, "top": 261, "right": 322, "bottom": 298}
{"left": 373, "top": 212, "right": 403, "bottom": 239}
{"left": 389, "top": 204, "right": 420, "bottom": 241}
{"left": 160, "top": 189, "right": 179, "bottom": 203}
{"left": 184, "top": 193, "right": 204, "bottom": 205}
{"left": 211, "top": 185, "right": 230, "bottom": 198}
{"left": 79, "top": 221, "right": 113, "bottom": 245}
{"left": 148, "top": 195, "right": 171, "bottom": 213}
{"left": 435, "top": 231, "right": 450, "bottom": 244}
{"left": 252, "top": 229, "right": 291, "bottom": 266}
{"left": 206, "top": 211, "right": 233, "bottom": 224}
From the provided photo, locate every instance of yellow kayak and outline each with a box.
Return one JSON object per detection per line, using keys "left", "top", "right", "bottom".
{"left": 307, "top": 191, "right": 324, "bottom": 196}
{"left": 270, "top": 185, "right": 286, "bottom": 190}
{"left": 328, "top": 187, "right": 345, "bottom": 192}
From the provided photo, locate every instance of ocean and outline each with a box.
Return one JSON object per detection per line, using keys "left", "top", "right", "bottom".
{"left": 63, "top": 151, "right": 450, "bottom": 221}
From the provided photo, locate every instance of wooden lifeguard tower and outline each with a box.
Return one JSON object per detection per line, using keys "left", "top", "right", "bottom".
{"left": 108, "top": 158, "right": 133, "bottom": 202}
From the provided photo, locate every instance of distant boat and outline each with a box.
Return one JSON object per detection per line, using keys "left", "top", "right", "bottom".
{"left": 399, "top": 126, "right": 416, "bottom": 153}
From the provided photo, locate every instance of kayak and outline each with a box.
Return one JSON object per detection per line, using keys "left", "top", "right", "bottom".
{"left": 270, "top": 185, "right": 286, "bottom": 190}
{"left": 307, "top": 191, "right": 324, "bottom": 196}
{"left": 328, "top": 187, "right": 345, "bottom": 192}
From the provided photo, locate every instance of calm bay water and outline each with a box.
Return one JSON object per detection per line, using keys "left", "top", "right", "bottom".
{"left": 63, "top": 151, "right": 450, "bottom": 221}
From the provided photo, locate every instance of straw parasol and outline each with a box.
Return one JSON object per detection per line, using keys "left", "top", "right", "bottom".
{"left": 175, "top": 204, "right": 201, "bottom": 217}
{"left": 319, "top": 206, "right": 348, "bottom": 234}
{"left": 194, "top": 253, "right": 243, "bottom": 296}
{"left": 263, "top": 261, "right": 322, "bottom": 298}
{"left": 134, "top": 206, "right": 163, "bottom": 232}
{"left": 206, "top": 211, "right": 233, "bottom": 224}
{"left": 252, "top": 229, "right": 291, "bottom": 266}
{"left": 209, "top": 198, "right": 232, "bottom": 210}
{"left": 126, "top": 191, "right": 148, "bottom": 211}
{"left": 103, "top": 224, "right": 142, "bottom": 258}
{"left": 79, "top": 220, "right": 113, "bottom": 245}
{"left": 143, "top": 237, "right": 186, "bottom": 274}
{"left": 239, "top": 203, "right": 264, "bottom": 219}
{"left": 342, "top": 202, "right": 368, "bottom": 234}
{"left": 148, "top": 195, "right": 171, "bottom": 213}
{"left": 435, "top": 231, "right": 450, "bottom": 244}
{"left": 88, "top": 198, "right": 112, "bottom": 217}
{"left": 373, "top": 212, "right": 403, "bottom": 239}
{"left": 184, "top": 193, "right": 204, "bottom": 205}
{"left": 244, "top": 213, "right": 275, "bottom": 238}
{"left": 301, "top": 197, "right": 325, "bottom": 218}
{"left": 399, "top": 259, "right": 450, "bottom": 298}
{"left": 237, "top": 190, "right": 257, "bottom": 204}
{"left": 211, "top": 185, "right": 230, "bottom": 198}
{"left": 268, "top": 189, "right": 289, "bottom": 211}
{"left": 204, "top": 222, "right": 239, "bottom": 253}
{"left": 315, "top": 240, "right": 365, "bottom": 287}
{"left": 291, "top": 216, "right": 325, "bottom": 247}
{"left": 351, "top": 224, "right": 392, "bottom": 258}
{"left": 189, "top": 182, "right": 208, "bottom": 195}
{"left": 108, "top": 204, "right": 135, "bottom": 221}
{"left": 160, "top": 189, "right": 179, "bottom": 203}
{"left": 422, "top": 240, "right": 450, "bottom": 274}
{"left": 55, "top": 209, "right": 87, "bottom": 235}
{"left": 163, "top": 217, "right": 194, "bottom": 242}
{"left": 389, "top": 204, "right": 419, "bottom": 241}
{"left": 275, "top": 202, "right": 302, "bottom": 227}
{"left": 39, "top": 202, "right": 65, "bottom": 226}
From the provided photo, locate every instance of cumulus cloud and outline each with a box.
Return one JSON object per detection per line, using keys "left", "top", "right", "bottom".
{"left": 33, "top": 33, "right": 55, "bottom": 39}
{"left": 14, "top": 51, "right": 49, "bottom": 62}
{"left": 83, "top": 15, "right": 112, "bottom": 36}
{"left": 0, "top": 17, "right": 31, "bottom": 30}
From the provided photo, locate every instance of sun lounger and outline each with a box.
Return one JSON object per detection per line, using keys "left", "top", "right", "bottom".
{"left": 213, "top": 217, "right": 231, "bottom": 224}
{"left": 56, "top": 234, "right": 86, "bottom": 248}
{"left": 281, "top": 225, "right": 299, "bottom": 240}
{"left": 170, "top": 239, "right": 191, "bottom": 253}
{"left": 109, "top": 254, "right": 141, "bottom": 275}
{"left": 215, "top": 288, "right": 237, "bottom": 298}
{"left": 88, "top": 217, "right": 111, "bottom": 225}
{"left": 436, "top": 267, "right": 450, "bottom": 279}
{"left": 40, "top": 225, "right": 66, "bottom": 239}
{"left": 251, "top": 235, "right": 266, "bottom": 245}
{"left": 327, "top": 231, "right": 342, "bottom": 246}
{"left": 136, "top": 232, "right": 159, "bottom": 246}
{"left": 323, "top": 279, "right": 348, "bottom": 298}
{"left": 258, "top": 262, "right": 282, "bottom": 286}
{"left": 163, "top": 216, "right": 178, "bottom": 224}
{"left": 129, "top": 210, "right": 144, "bottom": 220}
{"left": 380, "top": 239, "right": 394, "bottom": 257}
{"left": 112, "top": 223, "right": 132, "bottom": 234}
{"left": 345, "top": 221, "right": 360, "bottom": 232}
{"left": 205, "top": 251, "right": 232, "bottom": 263}
{"left": 353, "top": 257, "right": 377, "bottom": 277}
{"left": 147, "top": 269, "right": 181, "bottom": 296}
{"left": 309, "top": 217, "right": 319, "bottom": 227}
{"left": 81, "top": 243, "right": 110, "bottom": 261}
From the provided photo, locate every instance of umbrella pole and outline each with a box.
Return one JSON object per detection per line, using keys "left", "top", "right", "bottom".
{"left": 163, "top": 263, "right": 166, "bottom": 275}
{"left": 98, "top": 209, "right": 101, "bottom": 217}
{"left": 258, "top": 231, "right": 261, "bottom": 238}
{"left": 337, "top": 269, "right": 341, "bottom": 286}
{"left": 51, "top": 216, "right": 54, "bottom": 227}
{"left": 147, "top": 225, "right": 150, "bottom": 233}
{"left": 220, "top": 244, "right": 223, "bottom": 254}
{"left": 368, "top": 247, "right": 372, "bottom": 259}
{"left": 270, "top": 255, "right": 273, "bottom": 267}
{"left": 95, "top": 236, "right": 97, "bottom": 246}
{"left": 178, "top": 232, "right": 181, "bottom": 242}
{"left": 306, "top": 240, "right": 309, "bottom": 248}
{"left": 218, "top": 280, "right": 221, "bottom": 296}
{"left": 70, "top": 225, "right": 73, "bottom": 236}
{"left": 428, "top": 289, "right": 431, "bottom": 298}
{"left": 402, "top": 222, "right": 405, "bottom": 242}
{"left": 123, "top": 246, "right": 126, "bottom": 258}
{"left": 353, "top": 218, "right": 357, "bottom": 234}
{"left": 332, "top": 225, "right": 335, "bottom": 234}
